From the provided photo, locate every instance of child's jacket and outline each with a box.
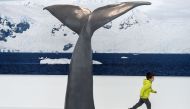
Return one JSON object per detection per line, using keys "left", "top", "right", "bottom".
{"left": 140, "top": 79, "right": 156, "bottom": 99}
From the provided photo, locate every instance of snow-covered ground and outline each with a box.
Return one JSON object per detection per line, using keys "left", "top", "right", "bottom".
{"left": 0, "top": 75, "right": 189, "bottom": 109}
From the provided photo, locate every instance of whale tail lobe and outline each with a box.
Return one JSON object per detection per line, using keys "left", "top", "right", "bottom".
{"left": 89, "top": 1, "right": 151, "bottom": 32}
{"left": 44, "top": 5, "right": 91, "bottom": 34}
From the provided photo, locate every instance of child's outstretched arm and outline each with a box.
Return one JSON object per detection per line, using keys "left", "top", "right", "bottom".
{"left": 151, "top": 88, "right": 157, "bottom": 93}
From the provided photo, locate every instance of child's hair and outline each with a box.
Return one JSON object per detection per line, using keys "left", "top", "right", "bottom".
{"left": 146, "top": 72, "right": 154, "bottom": 80}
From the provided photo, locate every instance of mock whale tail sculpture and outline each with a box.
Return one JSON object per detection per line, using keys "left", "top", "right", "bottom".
{"left": 44, "top": 1, "right": 151, "bottom": 109}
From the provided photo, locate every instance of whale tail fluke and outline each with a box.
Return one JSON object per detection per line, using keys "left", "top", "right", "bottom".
{"left": 44, "top": 1, "right": 151, "bottom": 34}
{"left": 89, "top": 1, "right": 151, "bottom": 32}
{"left": 44, "top": 5, "right": 91, "bottom": 34}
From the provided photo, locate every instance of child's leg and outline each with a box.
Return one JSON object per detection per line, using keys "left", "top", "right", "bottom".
{"left": 143, "top": 99, "right": 151, "bottom": 109}
{"left": 130, "top": 98, "right": 144, "bottom": 109}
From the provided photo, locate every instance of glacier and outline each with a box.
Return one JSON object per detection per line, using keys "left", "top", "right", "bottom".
{"left": 0, "top": 0, "right": 189, "bottom": 53}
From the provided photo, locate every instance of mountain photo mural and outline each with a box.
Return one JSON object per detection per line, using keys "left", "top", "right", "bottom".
{"left": 0, "top": 0, "right": 190, "bottom": 76}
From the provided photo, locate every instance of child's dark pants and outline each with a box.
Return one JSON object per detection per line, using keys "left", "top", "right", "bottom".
{"left": 131, "top": 98, "right": 151, "bottom": 109}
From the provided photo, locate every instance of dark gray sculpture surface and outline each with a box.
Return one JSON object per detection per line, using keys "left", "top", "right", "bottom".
{"left": 44, "top": 1, "right": 151, "bottom": 109}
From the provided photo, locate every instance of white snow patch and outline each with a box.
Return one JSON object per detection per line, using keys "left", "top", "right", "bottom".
{"left": 40, "top": 58, "right": 70, "bottom": 64}
{"left": 133, "top": 54, "right": 139, "bottom": 55}
{"left": 93, "top": 60, "right": 102, "bottom": 64}
{"left": 121, "top": 56, "right": 128, "bottom": 59}
{"left": 39, "top": 58, "right": 102, "bottom": 65}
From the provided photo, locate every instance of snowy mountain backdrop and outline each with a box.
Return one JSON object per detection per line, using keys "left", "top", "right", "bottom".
{"left": 0, "top": 0, "right": 190, "bottom": 53}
